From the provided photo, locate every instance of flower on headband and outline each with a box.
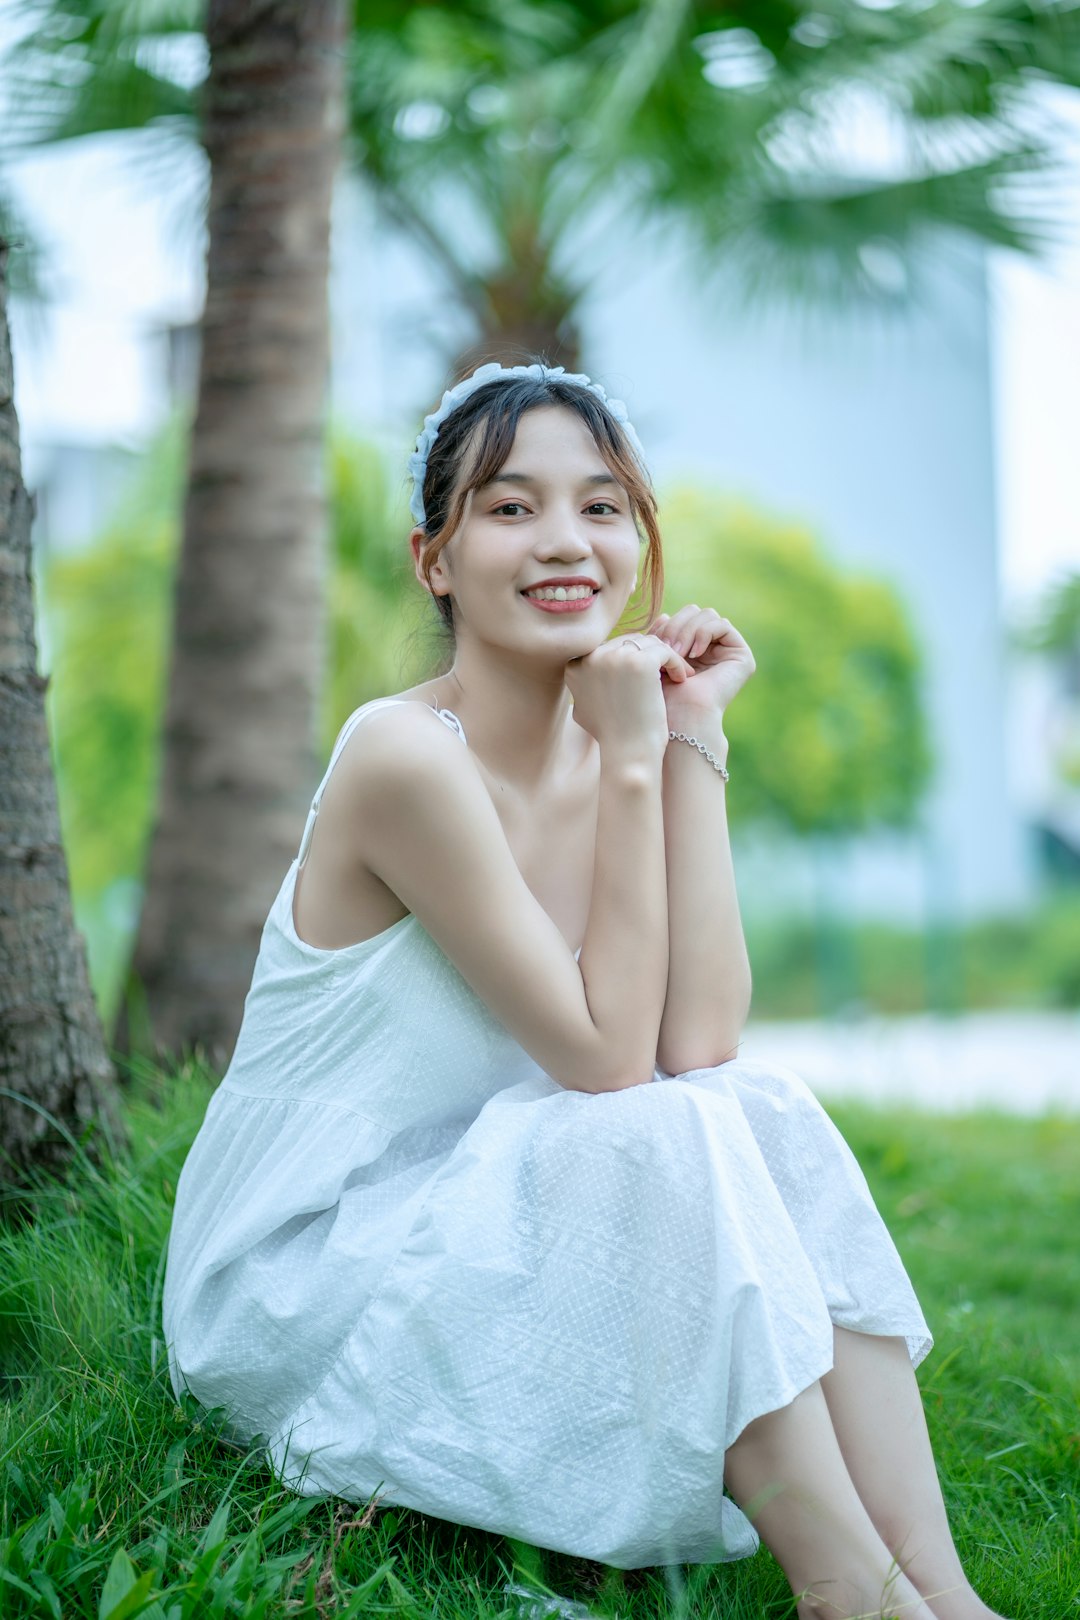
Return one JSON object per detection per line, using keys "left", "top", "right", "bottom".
{"left": 407, "top": 361, "right": 648, "bottom": 525}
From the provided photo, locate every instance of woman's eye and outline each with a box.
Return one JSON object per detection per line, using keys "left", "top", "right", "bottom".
{"left": 491, "top": 500, "right": 618, "bottom": 516}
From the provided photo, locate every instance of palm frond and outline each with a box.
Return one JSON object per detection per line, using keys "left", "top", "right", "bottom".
{"left": 666, "top": 143, "right": 1065, "bottom": 313}
{"left": 3, "top": 0, "right": 205, "bottom": 151}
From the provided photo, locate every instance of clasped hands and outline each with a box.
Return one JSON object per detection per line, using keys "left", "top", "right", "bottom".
{"left": 644, "top": 605, "right": 756, "bottom": 719}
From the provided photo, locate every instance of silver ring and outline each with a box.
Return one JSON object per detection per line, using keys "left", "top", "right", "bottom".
{"left": 628, "top": 638, "right": 645, "bottom": 650}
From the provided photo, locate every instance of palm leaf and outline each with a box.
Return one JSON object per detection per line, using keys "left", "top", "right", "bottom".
{"left": 3, "top": 0, "right": 204, "bottom": 150}
{"left": 5, "top": 0, "right": 1080, "bottom": 319}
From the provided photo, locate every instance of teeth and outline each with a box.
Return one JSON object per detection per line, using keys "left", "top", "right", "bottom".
{"left": 524, "top": 585, "right": 596, "bottom": 601}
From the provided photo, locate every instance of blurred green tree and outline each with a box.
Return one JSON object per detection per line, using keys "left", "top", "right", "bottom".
{"left": 652, "top": 487, "right": 931, "bottom": 835}
{"left": 1017, "top": 568, "right": 1080, "bottom": 794}
{"left": 324, "top": 433, "right": 427, "bottom": 735}
{"left": 1025, "top": 571, "right": 1080, "bottom": 660}
{"left": 648, "top": 488, "right": 932, "bottom": 1015}
{"left": 38, "top": 421, "right": 185, "bottom": 908}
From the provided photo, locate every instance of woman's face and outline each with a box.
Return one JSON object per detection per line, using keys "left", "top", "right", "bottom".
{"left": 417, "top": 405, "right": 641, "bottom": 658}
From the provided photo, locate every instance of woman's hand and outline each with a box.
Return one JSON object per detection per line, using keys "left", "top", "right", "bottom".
{"left": 645, "top": 606, "right": 756, "bottom": 718}
{"left": 566, "top": 630, "right": 695, "bottom": 764}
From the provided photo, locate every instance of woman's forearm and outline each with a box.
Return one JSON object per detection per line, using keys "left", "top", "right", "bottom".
{"left": 656, "top": 711, "right": 752, "bottom": 1075}
{"left": 577, "top": 750, "right": 670, "bottom": 1091}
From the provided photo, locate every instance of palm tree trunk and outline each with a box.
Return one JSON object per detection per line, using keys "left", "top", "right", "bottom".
{"left": 0, "top": 238, "right": 122, "bottom": 1190}
{"left": 453, "top": 314, "right": 582, "bottom": 380}
{"left": 449, "top": 198, "right": 584, "bottom": 379}
{"left": 118, "top": 0, "right": 347, "bottom": 1068}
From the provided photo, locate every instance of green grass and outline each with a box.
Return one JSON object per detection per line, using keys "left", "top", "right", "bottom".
{"left": 1, "top": 1064, "right": 1077, "bottom": 1619}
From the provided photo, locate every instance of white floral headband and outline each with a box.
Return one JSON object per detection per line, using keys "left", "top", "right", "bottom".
{"left": 407, "top": 361, "right": 650, "bottom": 527}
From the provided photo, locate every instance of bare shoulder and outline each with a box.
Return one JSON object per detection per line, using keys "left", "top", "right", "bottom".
{"left": 335, "top": 696, "right": 476, "bottom": 797}
{"left": 337, "top": 698, "right": 506, "bottom": 875}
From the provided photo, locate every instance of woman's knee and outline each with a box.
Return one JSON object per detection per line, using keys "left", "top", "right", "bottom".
{"left": 686, "top": 1055, "right": 819, "bottom": 1115}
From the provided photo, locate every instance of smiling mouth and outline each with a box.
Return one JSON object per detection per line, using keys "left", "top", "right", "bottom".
{"left": 520, "top": 586, "right": 600, "bottom": 603}
{"left": 520, "top": 589, "right": 600, "bottom": 617}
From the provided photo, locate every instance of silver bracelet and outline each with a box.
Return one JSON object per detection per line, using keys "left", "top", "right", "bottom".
{"left": 667, "top": 729, "right": 730, "bottom": 780}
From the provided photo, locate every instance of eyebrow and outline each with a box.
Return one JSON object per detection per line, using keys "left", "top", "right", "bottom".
{"left": 479, "top": 471, "right": 622, "bottom": 490}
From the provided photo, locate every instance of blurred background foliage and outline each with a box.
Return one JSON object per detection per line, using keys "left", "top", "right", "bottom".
{"left": 745, "top": 900, "right": 1080, "bottom": 1018}
{"left": 1018, "top": 569, "right": 1080, "bottom": 791}
{"left": 36, "top": 417, "right": 1079, "bottom": 1029}
{"left": 652, "top": 488, "right": 931, "bottom": 835}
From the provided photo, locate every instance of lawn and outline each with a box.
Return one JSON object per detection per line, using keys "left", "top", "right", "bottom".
{"left": 1, "top": 1061, "right": 1077, "bottom": 1619}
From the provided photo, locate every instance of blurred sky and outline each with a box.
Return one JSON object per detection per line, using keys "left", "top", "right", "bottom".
{"left": 4, "top": 75, "right": 1080, "bottom": 616}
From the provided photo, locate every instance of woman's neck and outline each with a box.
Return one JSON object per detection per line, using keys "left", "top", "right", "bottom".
{"left": 436, "top": 650, "right": 578, "bottom": 792}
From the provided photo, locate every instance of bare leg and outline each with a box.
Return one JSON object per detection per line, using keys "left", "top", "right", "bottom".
{"left": 820, "top": 1329, "right": 1010, "bottom": 1620}
{"left": 724, "top": 1380, "right": 939, "bottom": 1618}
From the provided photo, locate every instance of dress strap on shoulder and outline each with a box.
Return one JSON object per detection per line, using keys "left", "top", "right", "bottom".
{"left": 297, "top": 699, "right": 410, "bottom": 867}
{"left": 432, "top": 706, "right": 467, "bottom": 743}
{"left": 295, "top": 697, "right": 467, "bottom": 867}
{"left": 318, "top": 699, "right": 414, "bottom": 805}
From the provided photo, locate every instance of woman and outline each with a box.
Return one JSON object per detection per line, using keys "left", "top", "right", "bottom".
{"left": 162, "top": 360, "right": 1010, "bottom": 1620}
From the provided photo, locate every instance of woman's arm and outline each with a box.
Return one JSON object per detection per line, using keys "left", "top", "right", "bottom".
{"left": 655, "top": 708, "right": 751, "bottom": 1074}
{"left": 646, "top": 607, "right": 757, "bottom": 1075}
{"left": 339, "top": 707, "right": 664, "bottom": 1094}
{"left": 337, "top": 630, "right": 685, "bottom": 1093}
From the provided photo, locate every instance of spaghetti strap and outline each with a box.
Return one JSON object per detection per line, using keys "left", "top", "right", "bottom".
{"left": 296, "top": 697, "right": 467, "bottom": 866}
{"left": 432, "top": 706, "right": 466, "bottom": 743}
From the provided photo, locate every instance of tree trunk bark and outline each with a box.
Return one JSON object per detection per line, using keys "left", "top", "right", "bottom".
{"left": 443, "top": 198, "right": 584, "bottom": 381}
{"left": 117, "top": 0, "right": 347, "bottom": 1069}
{"left": 0, "top": 239, "right": 122, "bottom": 1191}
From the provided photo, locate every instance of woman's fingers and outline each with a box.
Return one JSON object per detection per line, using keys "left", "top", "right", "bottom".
{"left": 663, "top": 645, "right": 693, "bottom": 681}
{"left": 644, "top": 634, "right": 694, "bottom": 682}
{"left": 662, "top": 607, "right": 742, "bottom": 661}
{"left": 618, "top": 630, "right": 692, "bottom": 680}
{"left": 650, "top": 605, "right": 705, "bottom": 654}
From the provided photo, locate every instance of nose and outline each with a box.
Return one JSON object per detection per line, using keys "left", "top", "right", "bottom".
{"left": 533, "top": 500, "right": 595, "bottom": 561}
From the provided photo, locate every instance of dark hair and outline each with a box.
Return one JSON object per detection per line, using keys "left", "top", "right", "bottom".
{"left": 414, "top": 367, "right": 664, "bottom": 641}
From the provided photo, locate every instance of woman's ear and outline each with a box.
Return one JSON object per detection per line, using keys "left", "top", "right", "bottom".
{"left": 411, "top": 526, "right": 451, "bottom": 596}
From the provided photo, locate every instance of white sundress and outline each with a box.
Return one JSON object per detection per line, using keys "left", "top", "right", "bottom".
{"left": 161, "top": 696, "right": 933, "bottom": 1571}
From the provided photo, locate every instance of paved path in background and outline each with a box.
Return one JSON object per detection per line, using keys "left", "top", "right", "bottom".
{"left": 739, "top": 1010, "right": 1080, "bottom": 1115}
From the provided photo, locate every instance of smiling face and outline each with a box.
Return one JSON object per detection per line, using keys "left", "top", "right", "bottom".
{"left": 413, "top": 406, "right": 641, "bottom": 659}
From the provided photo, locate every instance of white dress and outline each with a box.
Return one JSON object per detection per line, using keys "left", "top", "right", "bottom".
{"left": 162, "top": 697, "right": 933, "bottom": 1571}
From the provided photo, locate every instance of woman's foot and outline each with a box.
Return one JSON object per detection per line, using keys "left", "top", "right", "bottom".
{"left": 795, "top": 1585, "right": 938, "bottom": 1620}
{"left": 792, "top": 1564, "right": 940, "bottom": 1619}
{"left": 921, "top": 1594, "right": 1012, "bottom": 1620}
{"left": 900, "top": 1553, "right": 1010, "bottom": 1619}
{"left": 802, "top": 1579, "right": 1015, "bottom": 1619}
